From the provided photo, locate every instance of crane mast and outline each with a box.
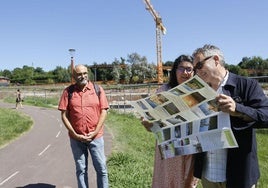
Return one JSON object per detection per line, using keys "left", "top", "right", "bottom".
{"left": 143, "top": 0, "right": 166, "bottom": 84}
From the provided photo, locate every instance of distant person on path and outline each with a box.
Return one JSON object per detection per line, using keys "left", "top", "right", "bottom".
{"left": 192, "top": 44, "right": 268, "bottom": 188}
{"left": 141, "top": 55, "right": 198, "bottom": 188}
{"left": 58, "top": 64, "right": 109, "bottom": 188}
{"left": 15, "top": 89, "right": 23, "bottom": 109}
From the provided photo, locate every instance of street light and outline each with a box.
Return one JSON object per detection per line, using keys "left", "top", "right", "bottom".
{"left": 68, "top": 49, "right": 76, "bottom": 84}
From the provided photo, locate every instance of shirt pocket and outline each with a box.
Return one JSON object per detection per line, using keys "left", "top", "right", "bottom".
{"left": 82, "top": 90, "right": 100, "bottom": 107}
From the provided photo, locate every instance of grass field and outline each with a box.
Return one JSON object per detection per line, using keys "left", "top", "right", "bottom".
{"left": 1, "top": 98, "right": 267, "bottom": 187}
{"left": 105, "top": 110, "right": 155, "bottom": 188}
{"left": 105, "top": 110, "right": 268, "bottom": 188}
{"left": 0, "top": 108, "right": 33, "bottom": 148}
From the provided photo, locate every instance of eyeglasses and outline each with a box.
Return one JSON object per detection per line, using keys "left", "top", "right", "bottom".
{"left": 176, "top": 66, "right": 193, "bottom": 73}
{"left": 194, "top": 56, "right": 213, "bottom": 70}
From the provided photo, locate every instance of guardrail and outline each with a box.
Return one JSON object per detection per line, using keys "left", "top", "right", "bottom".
{"left": 1, "top": 82, "right": 267, "bottom": 113}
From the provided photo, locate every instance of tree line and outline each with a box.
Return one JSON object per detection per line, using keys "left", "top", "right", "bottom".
{"left": 1, "top": 53, "right": 268, "bottom": 85}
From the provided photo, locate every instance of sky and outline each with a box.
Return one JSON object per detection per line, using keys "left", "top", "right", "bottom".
{"left": 1, "top": 0, "right": 268, "bottom": 71}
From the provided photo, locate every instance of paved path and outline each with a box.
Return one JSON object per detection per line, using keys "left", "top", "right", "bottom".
{"left": 0, "top": 102, "right": 113, "bottom": 188}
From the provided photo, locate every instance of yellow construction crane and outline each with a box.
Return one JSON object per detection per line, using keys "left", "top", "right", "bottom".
{"left": 142, "top": 0, "right": 166, "bottom": 84}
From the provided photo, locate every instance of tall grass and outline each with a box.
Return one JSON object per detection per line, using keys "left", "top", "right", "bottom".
{"left": 256, "top": 129, "right": 268, "bottom": 187}
{"left": 106, "top": 111, "right": 268, "bottom": 188}
{"left": 4, "top": 96, "right": 59, "bottom": 108}
{"left": 106, "top": 110, "right": 155, "bottom": 188}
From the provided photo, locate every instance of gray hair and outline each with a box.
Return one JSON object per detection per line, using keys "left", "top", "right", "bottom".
{"left": 192, "top": 44, "right": 225, "bottom": 65}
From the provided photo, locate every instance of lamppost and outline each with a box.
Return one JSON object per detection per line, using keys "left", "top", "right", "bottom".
{"left": 69, "top": 49, "right": 76, "bottom": 84}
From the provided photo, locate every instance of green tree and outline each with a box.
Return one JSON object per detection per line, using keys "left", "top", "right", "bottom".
{"left": 238, "top": 56, "right": 268, "bottom": 76}
{"left": 111, "top": 59, "right": 122, "bottom": 84}
{"left": 52, "top": 66, "right": 70, "bottom": 83}
{"left": 238, "top": 57, "right": 251, "bottom": 69}
{"left": 111, "top": 57, "right": 131, "bottom": 84}
{"left": 163, "top": 60, "right": 173, "bottom": 66}
{"left": 11, "top": 67, "right": 25, "bottom": 84}
{"left": 225, "top": 64, "right": 248, "bottom": 76}
{"left": 127, "top": 53, "right": 156, "bottom": 83}
{"left": 34, "top": 67, "right": 45, "bottom": 75}
{"left": 0, "top": 69, "right": 12, "bottom": 78}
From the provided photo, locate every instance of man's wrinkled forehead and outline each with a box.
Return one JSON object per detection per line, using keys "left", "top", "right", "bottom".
{"left": 75, "top": 65, "right": 88, "bottom": 73}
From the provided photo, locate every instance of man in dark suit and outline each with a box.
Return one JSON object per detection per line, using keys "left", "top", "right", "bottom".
{"left": 192, "top": 44, "right": 268, "bottom": 188}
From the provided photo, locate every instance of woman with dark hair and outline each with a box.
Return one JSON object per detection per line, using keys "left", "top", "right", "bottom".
{"left": 168, "top": 55, "right": 194, "bottom": 88}
{"left": 142, "top": 55, "right": 198, "bottom": 188}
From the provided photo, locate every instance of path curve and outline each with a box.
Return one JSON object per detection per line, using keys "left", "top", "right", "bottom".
{"left": 0, "top": 102, "right": 113, "bottom": 188}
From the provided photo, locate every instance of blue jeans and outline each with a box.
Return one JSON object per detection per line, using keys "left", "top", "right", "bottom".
{"left": 70, "top": 136, "right": 109, "bottom": 188}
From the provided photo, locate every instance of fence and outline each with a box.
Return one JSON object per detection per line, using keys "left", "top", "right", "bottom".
{"left": 0, "top": 83, "right": 161, "bottom": 111}
{"left": 1, "top": 81, "right": 267, "bottom": 113}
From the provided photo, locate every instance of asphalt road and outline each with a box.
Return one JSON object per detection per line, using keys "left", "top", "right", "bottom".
{"left": 0, "top": 102, "right": 113, "bottom": 188}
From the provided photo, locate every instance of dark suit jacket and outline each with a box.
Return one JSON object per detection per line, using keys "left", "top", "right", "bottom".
{"left": 194, "top": 72, "right": 268, "bottom": 188}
